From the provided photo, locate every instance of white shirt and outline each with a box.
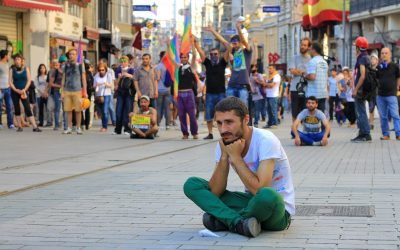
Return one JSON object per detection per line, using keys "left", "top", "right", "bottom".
{"left": 266, "top": 74, "right": 281, "bottom": 98}
{"left": 93, "top": 73, "right": 112, "bottom": 96}
{"left": 215, "top": 128, "right": 295, "bottom": 215}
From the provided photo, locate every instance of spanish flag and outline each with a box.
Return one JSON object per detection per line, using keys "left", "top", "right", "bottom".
{"left": 302, "top": 0, "right": 349, "bottom": 30}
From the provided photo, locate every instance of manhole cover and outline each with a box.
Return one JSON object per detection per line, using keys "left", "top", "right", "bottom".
{"left": 295, "top": 205, "right": 375, "bottom": 217}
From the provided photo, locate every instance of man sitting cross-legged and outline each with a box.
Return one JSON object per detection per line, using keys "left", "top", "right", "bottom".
{"left": 291, "top": 96, "right": 331, "bottom": 146}
{"left": 129, "top": 95, "right": 158, "bottom": 139}
{"left": 183, "top": 97, "right": 295, "bottom": 238}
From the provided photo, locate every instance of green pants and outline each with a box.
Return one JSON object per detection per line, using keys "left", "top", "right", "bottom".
{"left": 183, "top": 177, "right": 291, "bottom": 231}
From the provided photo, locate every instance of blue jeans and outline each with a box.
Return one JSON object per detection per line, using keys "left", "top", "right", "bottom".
{"left": 0, "top": 88, "right": 14, "bottom": 127}
{"left": 108, "top": 95, "right": 116, "bottom": 125}
{"left": 252, "top": 99, "right": 264, "bottom": 125}
{"left": 261, "top": 98, "right": 266, "bottom": 118}
{"left": 376, "top": 95, "right": 400, "bottom": 137}
{"left": 266, "top": 97, "right": 278, "bottom": 126}
{"left": 157, "top": 91, "right": 170, "bottom": 126}
{"left": 205, "top": 93, "right": 226, "bottom": 121}
{"left": 291, "top": 130, "right": 328, "bottom": 145}
{"left": 115, "top": 93, "right": 133, "bottom": 134}
{"left": 52, "top": 91, "right": 61, "bottom": 128}
{"left": 101, "top": 95, "right": 111, "bottom": 129}
{"left": 355, "top": 98, "right": 370, "bottom": 135}
{"left": 226, "top": 86, "right": 248, "bottom": 106}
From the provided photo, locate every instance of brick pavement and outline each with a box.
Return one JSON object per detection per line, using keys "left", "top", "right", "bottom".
{"left": 0, "top": 115, "right": 400, "bottom": 249}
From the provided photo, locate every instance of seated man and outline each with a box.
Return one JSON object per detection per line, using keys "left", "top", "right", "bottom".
{"left": 129, "top": 95, "right": 158, "bottom": 139}
{"left": 183, "top": 97, "right": 294, "bottom": 238}
{"left": 291, "top": 96, "right": 331, "bottom": 146}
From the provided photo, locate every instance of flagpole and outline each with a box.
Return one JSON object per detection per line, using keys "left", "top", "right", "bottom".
{"left": 342, "top": 0, "right": 346, "bottom": 67}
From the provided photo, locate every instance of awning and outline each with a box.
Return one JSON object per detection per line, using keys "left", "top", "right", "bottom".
{"left": 2, "top": 0, "right": 63, "bottom": 12}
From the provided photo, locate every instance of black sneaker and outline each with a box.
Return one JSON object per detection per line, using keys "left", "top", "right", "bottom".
{"left": 33, "top": 127, "right": 42, "bottom": 132}
{"left": 203, "top": 134, "right": 213, "bottom": 140}
{"left": 351, "top": 134, "right": 371, "bottom": 143}
{"left": 232, "top": 217, "right": 261, "bottom": 237}
{"left": 202, "top": 213, "right": 228, "bottom": 232}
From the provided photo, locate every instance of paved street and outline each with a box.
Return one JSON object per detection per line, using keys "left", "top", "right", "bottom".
{"left": 1, "top": 115, "right": 400, "bottom": 250}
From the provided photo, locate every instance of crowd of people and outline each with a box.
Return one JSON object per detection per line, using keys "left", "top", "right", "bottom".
{"left": 1, "top": 23, "right": 400, "bottom": 144}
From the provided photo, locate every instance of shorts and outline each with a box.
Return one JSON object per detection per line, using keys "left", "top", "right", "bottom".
{"left": 205, "top": 93, "right": 226, "bottom": 121}
{"left": 63, "top": 91, "right": 82, "bottom": 112}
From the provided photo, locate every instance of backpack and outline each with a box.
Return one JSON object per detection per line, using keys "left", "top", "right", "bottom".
{"left": 164, "top": 71, "right": 173, "bottom": 88}
{"left": 362, "top": 66, "right": 379, "bottom": 99}
{"left": 296, "top": 76, "right": 308, "bottom": 97}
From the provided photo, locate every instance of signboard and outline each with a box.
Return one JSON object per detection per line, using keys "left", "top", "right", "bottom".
{"left": 203, "top": 38, "right": 213, "bottom": 45}
{"left": 131, "top": 115, "right": 151, "bottom": 130}
{"left": 133, "top": 5, "right": 151, "bottom": 11}
{"left": 224, "top": 29, "right": 236, "bottom": 35}
{"left": 263, "top": 6, "right": 281, "bottom": 13}
{"left": 143, "top": 39, "right": 151, "bottom": 48}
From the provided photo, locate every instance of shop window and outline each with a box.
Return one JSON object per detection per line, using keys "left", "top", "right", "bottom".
{"left": 118, "top": 0, "right": 130, "bottom": 23}
{"left": 69, "top": 4, "right": 81, "bottom": 18}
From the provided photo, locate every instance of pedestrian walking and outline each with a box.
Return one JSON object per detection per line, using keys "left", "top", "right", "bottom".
{"left": 94, "top": 62, "right": 113, "bottom": 132}
{"left": 376, "top": 47, "right": 400, "bottom": 140}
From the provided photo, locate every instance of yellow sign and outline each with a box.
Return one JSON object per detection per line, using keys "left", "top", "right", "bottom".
{"left": 131, "top": 114, "right": 151, "bottom": 129}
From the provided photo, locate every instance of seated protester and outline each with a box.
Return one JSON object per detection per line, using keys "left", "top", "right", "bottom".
{"left": 291, "top": 96, "right": 331, "bottom": 146}
{"left": 129, "top": 95, "right": 158, "bottom": 139}
{"left": 184, "top": 97, "right": 294, "bottom": 238}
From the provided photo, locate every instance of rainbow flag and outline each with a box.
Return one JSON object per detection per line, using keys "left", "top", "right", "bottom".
{"left": 161, "top": 34, "right": 181, "bottom": 100}
{"left": 181, "top": 12, "right": 191, "bottom": 55}
{"left": 302, "top": 0, "right": 349, "bottom": 30}
{"left": 77, "top": 37, "right": 83, "bottom": 64}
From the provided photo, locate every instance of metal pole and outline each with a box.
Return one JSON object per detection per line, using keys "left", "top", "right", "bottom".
{"left": 342, "top": 0, "right": 346, "bottom": 67}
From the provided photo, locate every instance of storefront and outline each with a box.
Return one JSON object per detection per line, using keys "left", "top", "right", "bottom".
{"left": 48, "top": 9, "right": 87, "bottom": 61}
{"left": 83, "top": 26, "right": 99, "bottom": 66}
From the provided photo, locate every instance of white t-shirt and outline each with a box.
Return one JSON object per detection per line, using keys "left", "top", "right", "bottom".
{"left": 215, "top": 128, "right": 295, "bottom": 215}
{"left": 266, "top": 74, "right": 281, "bottom": 98}
{"left": 93, "top": 73, "right": 112, "bottom": 96}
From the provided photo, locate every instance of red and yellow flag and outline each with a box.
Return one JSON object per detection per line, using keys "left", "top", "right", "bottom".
{"left": 302, "top": 0, "right": 349, "bottom": 30}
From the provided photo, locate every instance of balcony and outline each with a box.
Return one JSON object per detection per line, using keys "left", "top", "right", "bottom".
{"left": 350, "top": 0, "right": 400, "bottom": 14}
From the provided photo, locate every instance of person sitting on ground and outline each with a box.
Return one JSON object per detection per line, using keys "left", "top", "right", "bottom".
{"left": 291, "top": 96, "right": 331, "bottom": 146}
{"left": 184, "top": 97, "right": 295, "bottom": 238}
{"left": 128, "top": 95, "right": 158, "bottom": 139}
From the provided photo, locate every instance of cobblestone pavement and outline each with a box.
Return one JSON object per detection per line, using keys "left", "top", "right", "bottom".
{"left": 0, "top": 115, "right": 400, "bottom": 250}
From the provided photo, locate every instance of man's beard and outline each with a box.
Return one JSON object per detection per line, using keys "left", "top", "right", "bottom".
{"left": 300, "top": 48, "right": 308, "bottom": 54}
{"left": 221, "top": 123, "right": 244, "bottom": 145}
{"left": 308, "top": 107, "right": 316, "bottom": 112}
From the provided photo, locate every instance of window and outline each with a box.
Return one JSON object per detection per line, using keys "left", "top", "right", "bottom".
{"left": 68, "top": 4, "right": 81, "bottom": 17}
{"left": 118, "top": 0, "right": 130, "bottom": 23}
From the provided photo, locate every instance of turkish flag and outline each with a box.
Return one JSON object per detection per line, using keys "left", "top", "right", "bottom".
{"left": 268, "top": 53, "right": 273, "bottom": 64}
{"left": 132, "top": 29, "right": 142, "bottom": 50}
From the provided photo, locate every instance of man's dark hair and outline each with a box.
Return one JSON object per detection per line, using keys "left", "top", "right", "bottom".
{"left": 142, "top": 53, "right": 151, "bottom": 59}
{"left": 330, "top": 67, "right": 337, "bottom": 72}
{"left": 268, "top": 64, "right": 276, "bottom": 69}
{"left": 13, "top": 53, "right": 23, "bottom": 60}
{"left": 0, "top": 50, "right": 8, "bottom": 60}
{"left": 230, "top": 35, "right": 240, "bottom": 42}
{"left": 311, "top": 43, "right": 322, "bottom": 55}
{"left": 307, "top": 96, "right": 318, "bottom": 102}
{"left": 159, "top": 51, "right": 166, "bottom": 59}
{"left": 126, "top": 54, "right": 133, "bottom": 61}
{"left": 215, "top": 97, "right": 248, "bottom": 120}
{"left": 210, "top": 48, "right": 218, "bottom": 52}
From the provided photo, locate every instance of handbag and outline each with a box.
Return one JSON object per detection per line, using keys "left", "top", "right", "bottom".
{"left": 95, "top": 85, "right": 106, "bottom": 104}
{"left": 296, "top": 76, "right": 308, "bottom": 97}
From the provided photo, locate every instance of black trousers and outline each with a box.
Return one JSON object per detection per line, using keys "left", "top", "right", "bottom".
{"left": 11, "top": 90, "right": 33, "bottom": 117}
{"left": 290, "top": 91, "right": 305, "bottom": 119}
{"left": 328, "top": 95, "right": 338, "bottom": 120}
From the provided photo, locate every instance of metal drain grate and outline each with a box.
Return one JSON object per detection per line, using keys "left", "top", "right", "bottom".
{"left": 295, "top": 205, "right": 375, "bottom": 217}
